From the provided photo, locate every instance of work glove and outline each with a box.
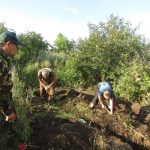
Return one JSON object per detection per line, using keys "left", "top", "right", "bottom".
{"left": 89, "top": 103, "right": 94, "bottom": 108}
{"left": 45, "top": 85, "right": 51, "bottom": 92}
{"left": 101, "top": 104, "right": 106, "bottom": 109}
{"left": 20, "top": 144, "right": 27, "bottom": 150}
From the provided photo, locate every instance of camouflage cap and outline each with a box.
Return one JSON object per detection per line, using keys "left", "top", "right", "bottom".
{"left": 0, "top": 31, "right": 21, "bottom": 45}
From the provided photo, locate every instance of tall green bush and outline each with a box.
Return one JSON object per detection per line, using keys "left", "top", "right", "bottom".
{"left": 113, "top": 59, "right": 150, "bottom": 101}
{"left": 16, "top": 31, "right": 49, "bottom": 65}
{"left": 57, "top": 15, "right": 146, "bottom": 87}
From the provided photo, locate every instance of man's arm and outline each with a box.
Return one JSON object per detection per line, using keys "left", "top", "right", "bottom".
{"left": 49, "top": 75, "right": 57, "bottom": 87}
{"left": 38, "top": 70, "right": 45, "bottom": 89}
{"left": 98, "top": 94, "right": 114, "bottom": 114}
{"left": 110, "top": 94, "right": 116, "bottom": 114}
{"left": 0, "top": 66, "right": 17, "bottom": 122}
{"left": 109, "top": 97, "right": 114, "bottom": 115}
{"left": 0, "top": 109, "right": 17, "bottom": 122}
{"left": 98, "top": 95, "right": 105, "bottom": 109}
{"left": 45, "top": 76, "right": 57, "bottom": 92}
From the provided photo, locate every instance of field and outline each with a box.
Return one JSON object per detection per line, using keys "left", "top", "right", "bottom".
{"left": 1, "top": 15, "right": 150, "bottom": 150}
{"left": 28, "top": 88, "right": 150, "bottom": 150}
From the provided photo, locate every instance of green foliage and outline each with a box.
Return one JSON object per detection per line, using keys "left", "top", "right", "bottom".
{"left": 14, "top": 31, "right": 50, "bottom": 87}
{"left": 57, "top": 15, "right": 146, "bottom": 87}
{"left": 16, "top": 31, "right": 49, "bottom": 65}
{"left": 11, "top": 31, "right": 50, "bottom": 143}
{"left": 54, "top": 33, "right": 75, "bottom": 52}
{"left": 114, "top": 59, "right": 150, "bottom": 101}
{"left": 78, "top": 15, "right": 144, "bottom": 81}
{"left": 23, "top": 63, "right": 39, "bottom": 87}
{"left": 54, "top": 15, "right": 150, "bottom": 102}
{"left": 12, "top": 70, "right": 31, "bottom": 143}
{"left": 38, "top": 51, "right": 66, "bottom": 69}
{"left": 0, "top": 22, "right": 7, "bottom": 33}
{"left": 56, "top": 54, "right": 84, "bottom": 87}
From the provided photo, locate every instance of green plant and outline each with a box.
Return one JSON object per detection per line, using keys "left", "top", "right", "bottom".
{"left": 56, "top": 15, "right": 146, "bottom": 88}
{"left": 16, "top": 31, "right": 49, "bottom": 65}
{"left": 113, "top": 58, "right": 150, "bottom": 102}
{"left": 0, "top": 22, "right": 7, "bottom": 33}
{"left": 56, "top": 54, "right": 84, "bottom": 87}
{"left": 23, "top": 62, "right": 39, "bottom": 87}
{"left": 12, "top": 70, "right": 31, "bottom": 143}
{"left": 54, "top": 33, "right": 76, "bottom": 52}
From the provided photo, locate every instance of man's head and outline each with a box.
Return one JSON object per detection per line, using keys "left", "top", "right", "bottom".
{"left": 103, "top": 91, "right": 110, "bottom": 100}
{"left": 0, "top": 31, "right": 20, "bottom": 57}
{"left": 41, "top": 69, "right": 50, "bottom": 81}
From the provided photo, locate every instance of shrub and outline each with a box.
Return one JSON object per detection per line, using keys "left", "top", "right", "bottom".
{"left": 23, "top": 62, "right": 39, "bottom": 87}
{"left": 56, "top": 55, "right": 84, "bottom": 87}
{"left": 16, "top": 31, "right": 49, "bottom": 65}
{"left": 113, "top": 59, "right": 150, "bottom": 102}
{"left": 56, "top": 15, "right": 146, "bottom": 88}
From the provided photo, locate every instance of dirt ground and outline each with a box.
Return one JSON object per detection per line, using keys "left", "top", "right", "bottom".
{"left": 31, "top": 115, "right": 96, "bottom": 150}
{"left": 29, "top": 89, "right": 150, "bottom": 150}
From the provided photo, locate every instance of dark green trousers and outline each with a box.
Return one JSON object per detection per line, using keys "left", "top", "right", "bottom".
{"left": 0, "top": 92, "right": 20, "bottom": 150}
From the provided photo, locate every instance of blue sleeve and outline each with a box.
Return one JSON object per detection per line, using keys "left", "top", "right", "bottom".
{"left": 98, "top": 82, "right": 113, "bottom": 97}
{"left": 98, "top": 82, "right": 103, "bottom": 96}
{"left": 98, "top": 91, "right": 103, "bottom": 96}
{"left": 98, "top": 82, "right": 102, "bottom": 89}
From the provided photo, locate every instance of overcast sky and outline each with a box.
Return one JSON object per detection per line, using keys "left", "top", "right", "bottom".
{"left": 0, "top": 0, "right": 150, "bottom": 43}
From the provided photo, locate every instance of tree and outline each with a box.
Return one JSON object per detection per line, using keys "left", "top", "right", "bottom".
{"left": 77, "top": 15, "right": 145, "bottom": 81}
{"left": 54, "top": 33, "right": 75, "bottom": 52}
{"left": 0, "top": 22, "right": 7, "bottom": 33}
{"left": 16, "top": 31, "right": 49, "bottom": 65}
{"left": 59, "top": 15, "right": 147, "bottom": 87}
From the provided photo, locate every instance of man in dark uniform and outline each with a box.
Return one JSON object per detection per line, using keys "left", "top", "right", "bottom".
{"left": 0, "top": 31, "right": 21, "bottom": 149}
{"left": 89, "top": 82, "right": 115, "bottom": 115}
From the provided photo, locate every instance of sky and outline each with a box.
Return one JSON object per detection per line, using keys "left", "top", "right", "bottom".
{"left": 0, "top": 0, "right": 150, "bottom": 43}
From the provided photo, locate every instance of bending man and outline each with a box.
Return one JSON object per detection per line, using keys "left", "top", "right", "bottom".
{"left": 38, "top": 68, "right": 57, "bottom": 102}
{"left": 89, "top": 82, "right": 115, "bottom": 115}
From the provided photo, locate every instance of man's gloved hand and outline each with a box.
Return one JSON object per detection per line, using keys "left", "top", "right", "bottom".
{"left": 101, "top": 104, "right": 106, "bottom": 109}
{"left": 20, "top": 143, "right": 27, "bottom": 150}
{"left": 89, "top": 103, "right": 94, "bottom": 108}
{"left": 5, "top": 112, "right": 17, "bottom": 122}
{"left": 45, "top": 85, "right": 53, "bottom": 92}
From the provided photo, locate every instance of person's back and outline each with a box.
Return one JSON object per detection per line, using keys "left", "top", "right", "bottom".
{"left": 98, "top": 82, "right": 113, "bottom": 97}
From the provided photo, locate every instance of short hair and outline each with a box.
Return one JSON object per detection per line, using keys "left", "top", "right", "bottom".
{"left": 103, "top": 91, "right": 110, "bottom": 99}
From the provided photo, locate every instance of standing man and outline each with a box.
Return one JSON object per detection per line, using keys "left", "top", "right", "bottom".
{"left": 38, "top": 68, "right": 57, "bottom": 103}
{"left": 89, "top": 82, "right": 115, "bottom": 115}
{"left": 0, "top": 31, "right": 21, "bottom": 149}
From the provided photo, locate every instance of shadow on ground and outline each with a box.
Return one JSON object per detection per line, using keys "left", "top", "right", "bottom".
{"left": 31, "top": 113, "right": 97, "bottom": 150}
